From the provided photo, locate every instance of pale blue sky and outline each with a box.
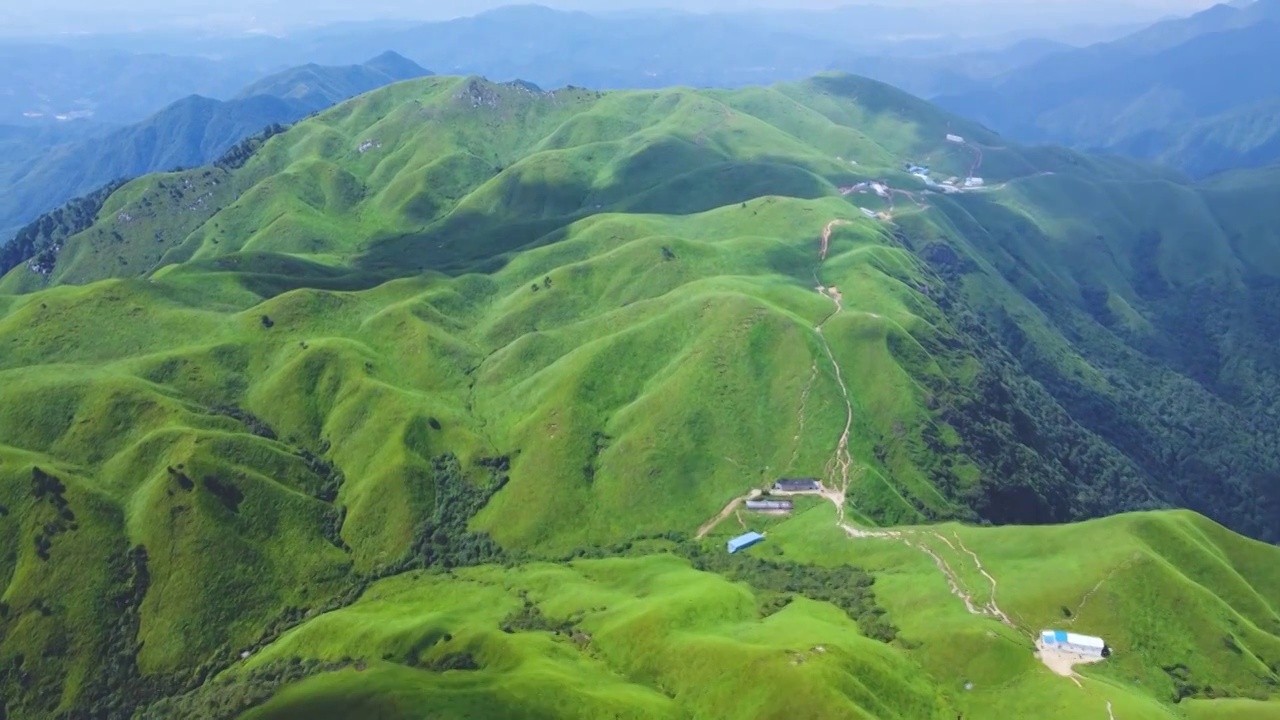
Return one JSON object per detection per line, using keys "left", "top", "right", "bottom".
{"left": 1, "top": 0, "right": 1224, "bottom": 35}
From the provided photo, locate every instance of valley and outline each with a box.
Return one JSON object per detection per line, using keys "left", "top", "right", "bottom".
{"left": 0, "top": 70, "right": 1278, "bottom": 719}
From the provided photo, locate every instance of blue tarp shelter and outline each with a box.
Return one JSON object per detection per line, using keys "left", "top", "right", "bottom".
{"left": 727, "top": 531, "right": 765, "bottom": 554}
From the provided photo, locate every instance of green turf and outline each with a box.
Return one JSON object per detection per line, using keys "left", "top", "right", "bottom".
{"left": 234, "top": 555, "right": 951, "bottom": 720}
{"left": 1, "top": 72, "right": 1278, "bottom": 718}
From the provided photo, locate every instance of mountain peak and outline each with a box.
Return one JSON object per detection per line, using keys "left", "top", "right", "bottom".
{"left": 1245, "top": 0, "right": 1280, "bottom": 18}
{"left": 362, "top": 50, "right": 431, "bottom": 80}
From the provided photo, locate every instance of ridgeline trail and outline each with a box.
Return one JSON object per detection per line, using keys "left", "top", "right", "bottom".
{"left": 684, "top": 213, "right": 1121, "bottom": 715}
{"left": 813, "top": 219, "right": 857, "bottom": 520}
{"left": 693, "top": 217, "right": 1027, "bottom": 639}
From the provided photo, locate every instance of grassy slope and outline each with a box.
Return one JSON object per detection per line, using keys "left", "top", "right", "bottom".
{"left": 0, "top": 73, "right": 1278, "bottom": 717}
{"left": 770, "top": 508, "right": 1280, "bottom": 720}
{"left": 204, "top": 508, "right": 1280, "bottom": 720}
{"left": 241, "top": 555, "right": 951, "bottom": 720}
{"left": 0, "top": 53, "right": 428, "bottom": 254}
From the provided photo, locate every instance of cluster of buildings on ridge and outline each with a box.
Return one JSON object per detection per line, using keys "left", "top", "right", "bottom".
{"left": 903, "top": 162, "right": 984, "bottom": 192}
{"left": 720, "top": 477, "right": 1114, "bottom": 668}
{"left": 726, "top": 478, "right": 822, "bottom": 554}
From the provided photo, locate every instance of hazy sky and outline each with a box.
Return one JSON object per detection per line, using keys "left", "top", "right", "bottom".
{"left": 0, "top": 0, "right": 1225, "bottom": 35}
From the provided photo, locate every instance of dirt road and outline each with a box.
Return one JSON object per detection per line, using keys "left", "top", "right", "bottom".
{"left": 694, "top": 217, "right": 1019, "bottom": 637}
{"left": 695, "top": 488, "right": 762, "bottom": 539}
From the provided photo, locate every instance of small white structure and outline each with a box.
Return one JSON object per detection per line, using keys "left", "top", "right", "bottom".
{"left": 859, "top": 207, "right": 878, "bottom": 219}
{"left": 1041, "top": 630, "right": 1108, "bottom": 658}
{"left": 745, "top": 499, "right": 793, "bottom": 511}
{"left": 946, "top": 133, "right": 965, "bottom": 143}
{"left": 964, "top": 177, "right": 985, "bottom": 188}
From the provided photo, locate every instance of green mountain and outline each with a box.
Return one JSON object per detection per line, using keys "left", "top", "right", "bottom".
{"left": 0, "top": 73, "right": 1277, "bottom": 719}
{"left": 0, "top": 52, "right": 429, "bottom": 243}
{"left": 937, "top": 0, "right": 1280, "bottom": 177}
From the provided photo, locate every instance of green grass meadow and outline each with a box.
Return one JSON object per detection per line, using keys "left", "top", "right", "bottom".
{"left": 0, "top": 72, "right": 1278, "bottom": 718}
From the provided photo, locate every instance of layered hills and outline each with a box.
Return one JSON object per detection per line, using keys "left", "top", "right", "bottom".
{"left": 938, "top": 0, "right": 1280, "bottom": 177}
{"left": 0, "top": 73, "right": 1277, "bottom": 719}
{"left": 0, "top": 52, "right": 429, "bottom": 243}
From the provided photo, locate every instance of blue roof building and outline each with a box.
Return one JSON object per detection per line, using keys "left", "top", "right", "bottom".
{"left": 1040, "top": 629, "right": 1109, "bottom": 658}
{"left": 727, "top": 531, "right": 765, "bottom": 554}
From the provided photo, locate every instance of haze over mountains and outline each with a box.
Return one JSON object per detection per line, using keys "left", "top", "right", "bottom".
{"left": 0, "top": 2, "right": 1165, "bottom": 243}
{"left": 938, "top": 0, "right": 1280, "bottom": 176}
{"left": 0, "top": 0, "right": 1211, "bottom": 36}
{"left": 1, "top": 2, "right": 1279, "bottom": 719}
{"left": 0, "top": 53, "right": 429, "bottom": 244}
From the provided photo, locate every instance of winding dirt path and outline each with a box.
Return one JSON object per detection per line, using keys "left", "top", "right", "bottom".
{"left": 818, "top": 219, "right": 849, "bottom": 261}
{"left": 695, "top": 489, "right": 761, "bottom": 540}
{"left": 953, "top": 532, "right": 1015, "bottom": 627}
{"left": 695, "top": 103, "right": 735, "bottom": 146}
{"left": 966, "top": 141, "right": 984, "bottom": 180}
{"left": 693, "top": 218, "right": 1019, "bottom": 637}
{"left": 813, "top": 219, "right": 859, "bottom": 519}
{"left": 786, "top": 361, "right": 820, "bottom": 471}
{"left": 1065, "top": 554, "right": 1138, "bottom": 627}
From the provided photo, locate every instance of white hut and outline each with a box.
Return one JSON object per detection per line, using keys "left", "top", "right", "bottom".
{"left": 1041, "top": 630, "right": 1108, "bottom": 658}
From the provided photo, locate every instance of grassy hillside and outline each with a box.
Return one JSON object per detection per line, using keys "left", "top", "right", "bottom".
{"left": 135, "top": 509, "right": 1280, "bottom": 720}
{"left": 0, "top": 72, "right": 1277, "bottom": 717}
{"left": 0, "top": 53, "right": 428, "bottom": 244}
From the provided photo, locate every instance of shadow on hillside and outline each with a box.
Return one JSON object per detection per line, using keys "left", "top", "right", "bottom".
{"left": 184, "top": 251, "right": 400, "bottom": 300}
{"left": 351, "top": 139, "right": 837, "bottom": 279}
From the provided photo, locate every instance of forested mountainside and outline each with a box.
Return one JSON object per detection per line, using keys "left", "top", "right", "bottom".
{"left": 0, "top": 53, "right": 429, "bottom": 243}
{"left": 937, "top": 0, "right": 1280, "bottom": 177}
{"left": 0, "top": 73, "right": 1277, "bottom": 719}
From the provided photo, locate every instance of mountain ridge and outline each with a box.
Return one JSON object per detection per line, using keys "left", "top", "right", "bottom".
{"left": 0, "top": 52, "right": 429, "bottom": 245}
{"left": 936, "top": 1, "right": 1280, "bottom": 176}
{"left": 0, "top": 71, "right": 1277, "bottom": 718}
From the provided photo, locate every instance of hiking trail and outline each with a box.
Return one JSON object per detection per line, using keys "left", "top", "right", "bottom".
{"left": 695, "top": 103, "right": 735, "bottom": 146}
{"left": 695, "top": 489, "right": 761, "bottom": 540}
{"left": 813, "top": 218, "right": 857, "bottom": 520}
{"left": 695, "top": 218, "right": 1018, "bottom": 636}
{"left": 787, "top": 361, "right": 820, "bottom": 471}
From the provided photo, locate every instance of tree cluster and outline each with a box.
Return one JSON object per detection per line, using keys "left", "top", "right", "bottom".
{"left": 678, "top": 544, "right": 898, "bottom": 643}
{"left": 0, "top": 179, "right": 126, "bottom": 276}
{"left": 213, "top": 123, "right": 288, "bottom": 171}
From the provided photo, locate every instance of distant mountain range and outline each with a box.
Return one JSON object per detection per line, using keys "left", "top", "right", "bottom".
{"left": 0, "top": 42, "right": 264, "bottom": 126}
{"left": 936, "top": 0, "right": 1280, "bottom": 177}
{"left": 0, "top": 52, "right": 428, "bottom": 242}
{"left": 0, "top": 3, "right": 1144, "bottom": 131}
{"left": 831, "top": 38, "right": 1075, "bottom": 100}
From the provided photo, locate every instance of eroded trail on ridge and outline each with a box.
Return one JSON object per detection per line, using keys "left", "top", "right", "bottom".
{"left": 813, "top": 219, "right": 857, "bottom": 520}
{"left": 838, "top": 522, "right": 1020, "bottom": 630}
{"left": 811, "top": 219, "right": 1020, "bottom": 629}
{"left": 694, "top": 219, "right": 1017, "bottom": 636}
{"left": 786, "top": 361, "right": 820, "bottom": 471}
